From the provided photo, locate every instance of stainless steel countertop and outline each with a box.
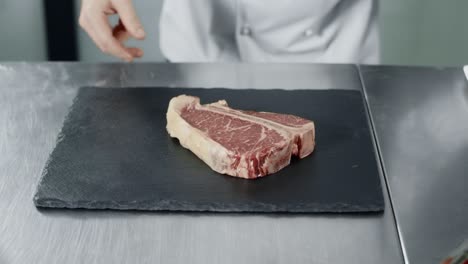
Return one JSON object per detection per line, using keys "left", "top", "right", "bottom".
{"left": 0, "top": 63, "right": 403, "bottom": 264}
{"left": 361, "top": 65, "right": 468, "bottom": 264}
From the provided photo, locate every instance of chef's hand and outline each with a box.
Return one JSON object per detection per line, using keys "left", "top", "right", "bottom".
{"left": 79, "top": 0, "right": 146, "bottom": 62}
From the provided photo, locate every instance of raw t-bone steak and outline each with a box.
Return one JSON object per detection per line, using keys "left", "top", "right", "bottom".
{"left": 166, "top": 95, "right": 315, "bottom": 179}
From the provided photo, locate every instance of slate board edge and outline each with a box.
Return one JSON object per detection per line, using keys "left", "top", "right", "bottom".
{"left": 33, "top": 91, "right": 83, "bottom": 208}
{"left": 34, "top": 198, "right": 384, "bottom": 213}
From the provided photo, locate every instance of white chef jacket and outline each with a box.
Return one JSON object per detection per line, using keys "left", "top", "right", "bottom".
{"left": 159, "top": 0, "right": 379, "bottom": 63}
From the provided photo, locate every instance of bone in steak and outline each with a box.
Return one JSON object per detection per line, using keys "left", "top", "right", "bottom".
{"left": 166, "top": 95, "right": 315, "bottom": 179}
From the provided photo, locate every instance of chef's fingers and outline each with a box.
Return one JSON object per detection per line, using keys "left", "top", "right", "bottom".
{"left": 80, "top": 14, "right": 127, "bottom": 60}
{"left": 126, "top": 47, "right": 144, "bottom": 58}
{"left": 113, "top": 20, "right": 130, "bottom": 42}
{"left": 112, "top": 22, "right": 143, "bottom": 59}
{"left": 112, "top": 0, "right": 146, "bottom": 40}
{"left": 89, "top": 12, "right": 133, "bottom": 61}
{"left": 79, "top": 0, "right": 135, "bottom": 61}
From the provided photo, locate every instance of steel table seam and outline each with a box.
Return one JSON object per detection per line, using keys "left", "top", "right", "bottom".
{"left": 357, "top": 64, "right": 408, "bottom": 264}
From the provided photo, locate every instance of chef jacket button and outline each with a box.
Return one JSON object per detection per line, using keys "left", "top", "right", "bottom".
{"left": 304, "top": 28, "right": 314, "bottom": 37}
{"left": 240, "top": 25, "right": 252, "bottom": 36}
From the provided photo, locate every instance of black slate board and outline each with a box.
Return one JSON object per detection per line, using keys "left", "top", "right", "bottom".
{"left": 34, "top": 87, "right": 384, "bottom": 213}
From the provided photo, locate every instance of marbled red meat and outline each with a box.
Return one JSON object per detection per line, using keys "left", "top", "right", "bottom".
{"left": 166, "top": 95, "right": 315, "bottom": 179}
